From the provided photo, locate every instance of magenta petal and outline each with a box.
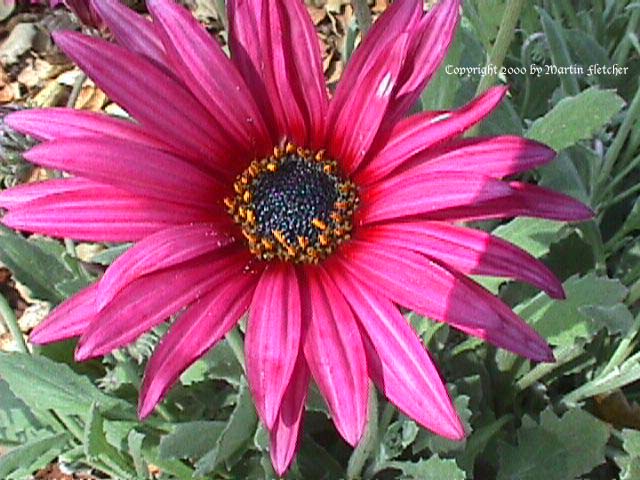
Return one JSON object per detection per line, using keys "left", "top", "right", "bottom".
{"left": 0, "top": 178, "right": 97, "bottom": 209}
{"left": 23, "top": 139, "right": 223, "bottom": 207}
{"left": 337, "top": 241, "right": 553, "bottom": 361}
{"left": 2, "top": 187, "right": 217, "bottom": 242}
{"left": 52, "top": 31, "right": 234, "bottom": 173}
{"left": 29, "top": 283, "right": 97, "bottom": 344}
{"left": 356, "top": 86, "right": 508, "bottom": 185}
{"left": 91, "top": 0, "right": 167, "bottom": 66}
{"left": 5, "top": 109, "right": 169, "bottom": 152}
{"left": 327, "top": 34, "right": 409, "bottom": 174}
{"left": 269, "top": 354, "right": 310, "bottom": 477}
{"left": 139, "top": 274, "right": 257, "bottom": 419}
{"left": 96, "top": 223, "right": 235, "bottom": 311}
{"left": 386, "top": 0, "right": 461, "bottom": 124}
{"left": 75, "top": 249, "right": 250, "bottom": 360}
{"left": 331, "top": 271, "right": 463, "bottom": 440}
{"left": 401, "top": 136, "right": 556, "bottom": 179}
{"left": 246, "top": 263, "right": 302, "bottom": 429}
{"left": 302, "top": 267, "right": 368, "bottom": 446}
{"left": 361, "top": 222, "right": 564, "bottom": 299}
{"left": 147, "top": 0, "right": 271, "bottom": 155}
{"left": 359, "top": 171, "right": 513, "bottom": 224}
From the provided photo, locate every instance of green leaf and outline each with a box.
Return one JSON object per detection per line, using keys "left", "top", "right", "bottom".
{"left": 0, "top": 379, "right": 41, "bottom": 445}
{"left": 515, "top": 273, "right": 632, "bottom": 346}
{"left": 497, "top": 408, "right": 609, "bottom": 480}
{"left": 0, "top": 226, "right": 75, "bottom": 303}
{"left": 386, "top": 455, "right": 466, "bottom": 480}
{"left": 526, "top": 87, "right": 625, "bottom": 151}
{"left": 90, "top": 244, "right": 132, "bottom": 265}
{"left": 0, "top": 352, "right": 127, "bottom": 417}
{"left": 84, "top": 402, "right": 135, "bottom": 478}
{"left": 194, "top": 382, "right": 258, "bottom": 476}
{"left": 538, "top": 8, "right": 580, "bottom": 95}
{"left": 160, "top": 421, "right": 226, "bottom": 460}
{"left": 295, "top": 437, "right": 344, "bottom": 480}
{"left": 616, "top": 429, "right": 640, "bottom": 480}
{"left": 127, "top": 430, "right": 147, "bottom": 479}
{"left": 413, "top": 395, "right": 472, "bottom": 456}
{"left": 0, "top": 432, "right": 70, "bottom": 480}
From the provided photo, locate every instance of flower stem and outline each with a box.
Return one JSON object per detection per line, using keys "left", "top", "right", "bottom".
{"left": 226, "top": 326, "right": 246, "bottom": 372}
{"left": 346, "top": 386, "right": 379, "bottom": 480}
{"left": 0, "top": 291, "right": 29, "bottom": 353}
{"left": 474, "top": 0, "right": 525, "bottom": 96}
{"left": 351, "top": 0, "right": 372, "bottom": 34}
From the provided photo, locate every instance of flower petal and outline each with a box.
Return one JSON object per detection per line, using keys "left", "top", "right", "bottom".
{"left": 360, "top": 222, "right": 564, "bottom": 298}
{"left": 75, "top": 248, "right": 250, "bottom": 360}
{"left": 23, "top": 138, "right": 224, "bottom": 207}
{"left": 337, "top": 241, "right": 553, "bottom": 361}
{"left": 356, "top": 86, "right": 507, "bottom": 185}
{"left": 302, "top": 267, "right": 368, "bottom": 445}
{"left": 147, "top": 0, "right": 271, "bottom": 155}
{"left": 91, "top": 0, "right": 167, "bottom": 66}
{"left": 97, "top": 223, "right": 236, "bottom": 311}
{"left": 399, "top": 136, "right": 556, "bottom": 180}
{"left": 385, "top": 0, "right": 461, "bottom": 124}
{"left": 1, "top": 187, "right": 217, "bottom": 242}
{"left": 0, "top": 178, "right": 97, "bottom": 209}
{"left": 5, "top": 108, "right": 171, "bottom": 153}
{"left": 327, "top": 34, "right": 409, "bottom": 174}
{"left": 330, "top": 271, "right": 463, "bottom": 440}
{"left": 246, "top": 262, "right": 302, "bottom": 428}
{"left": 139, "top": 273, "right": 258, "bottom": 419}
{"left": 359, "top": 171, "right": 513, "bottom": 224}
{"left": 29, "top": 283, "right": 97, "bottom": 344}
{"left": 269, "top": 353, "right": 310, "bottom": 477}
{"left": 53, "top": 31, "right": 234, "bottom": 174}
{"left": 426, "top": 181, "right": 594, "bottom": 222}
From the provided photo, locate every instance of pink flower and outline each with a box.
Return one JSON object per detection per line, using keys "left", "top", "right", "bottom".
{"left": 30, "top": 0, "right": 102, "bottom": 28}
{"left": 0, "top": 0, "right": 592, "bottom": 475}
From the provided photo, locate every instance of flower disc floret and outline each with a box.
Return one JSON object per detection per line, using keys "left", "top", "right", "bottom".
{"left": 225, "top": 143, "right": 358, "bottom": 264}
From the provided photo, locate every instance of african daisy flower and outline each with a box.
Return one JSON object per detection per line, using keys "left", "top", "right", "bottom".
{"left": 31, "top": 0, "right": 102, "bottom": 27}
{"left": 0, "top": 0, "right": 592, "bottom": 475}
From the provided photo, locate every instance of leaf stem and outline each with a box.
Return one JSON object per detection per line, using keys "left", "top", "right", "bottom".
{"left": 516, "top": 343, "right": 583, "bottom": 391}
{"left": 0, "top": 291, "right": 29, "bottom": 353}
{"left": 347, "top": 385, "right": 379, "bottom": 480}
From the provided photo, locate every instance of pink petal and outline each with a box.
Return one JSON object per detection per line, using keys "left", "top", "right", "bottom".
{"left": 360, "top": 222, "right": 564, "bottom": 298}
{"left": 426, "top": 181, "right": 594, "bottom": 222}
{"left": 97, "top": 223, "right": 236, "bottom": 311}
{"left": 147, "top": 0, "right": 271, "bottom": 155}
{"left": 5, "top": 108, "right": 172, "bottom": 154}
{"left": 139, "top": 274, "right": 258, "bottom": 419}
{"left": 356, "top": 86, "right": 507, "bottom": 185}
{"left": 23, "top": 138, "right": 223, "bottom": 207}
{"left": 92, "top": 0, "right": 167, "bottom": 66}
{"left": 269, "top": 354, "right": 310, "bottom": 477}
{"left": 359, "top": 171, "right": 513, "bottom": 224}
{"left": 330, "top": 271, "right": 463, "bottom": 440}
{"left": 327, "top": 34, "right": 409, "bottom": 174}
{"left": 302, "top": 267, "right": 368, "bottom": 446}
{"left": 53, "top": 31, "right": 235, "bottom": 175}
{"left": 0, "top": 178, "right": 97, "bottom": 209}
{"left": 398, "top": 136, "right": 555, "bottom": 180}
{"left": 337, "top": 241, "right": 553, "bottom": 361}
{"left": 1, "top": 187, "right": 217, "bottom": 242}
{"left": 67, "top": 0, "right": 102, "bottom": 28}
{"left": 75, "top": 248, "right": 251, "bottom": 360}
{"left": 246, "top": 263, "right": 302, "bottom": 429}
{"left": 337, "top": 0, "right": 421, "bottom": 107}
{"left": 29, "top": 283, "right": 97, "bottom": 344}
{"left": 385, "top": 0, "right": 461, "bottom": 124}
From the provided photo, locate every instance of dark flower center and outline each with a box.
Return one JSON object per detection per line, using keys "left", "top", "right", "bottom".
{"left": 225, "top": 143, "right": 358, "bottom": 264}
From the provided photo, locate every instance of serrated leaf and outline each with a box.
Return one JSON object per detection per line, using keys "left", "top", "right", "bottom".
{"left": 492, "top": 218, "right": 566, "bottom": 259}
{"left": 516, "top": 273, "right": 632, "bottom": 346}
{"left": 386, "top": 455, "right": 466, "bottom": 480}
{"left": 194, "top": 382, "right": 258, "bottom": 476}
{"left": 497, "top": 408, "right": 609, "bottom": 480}
{"left": 616, "top": 429, "right": 640, "bottom": 480}
{"left": 160, "top": 421, "right": 226, "bottom": 460}
{"left": 84, "top": 402, "right": 135, "bottom": 478}
{"left": 412, "top": 395, "right": 471, "bottom": 455}
{"left": 0, "top": 379, "right": 41, "bottom": 444}
{"left": 526, "top": 87, "right": 625, "bottom": 151}
{"left": 0, "top": 352, "right": 127, "bottom": 417}
{"left": 127, "top": 430, "right": 147, "bottom": 479}
{"left": 0, "top": 432, "right": 70, "bottom": 480}
{"left": 378, "top": 416, "right": 420, "bottom": 463}
{"left": 0, "top": 225, "right": 74, "bottom": 303}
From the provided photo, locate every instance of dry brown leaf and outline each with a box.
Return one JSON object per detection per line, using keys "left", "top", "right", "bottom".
{"left": 28, "top": 78, "right": 66, "bottom": 107}
{"left": 74, "top": 86, "right": 107, "bottom": 111}
{"left": 307, "top": 5, "right": 327, "bottom": 25}
{"left": 594, "top": 390, "right": 640, "bottom": 430}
